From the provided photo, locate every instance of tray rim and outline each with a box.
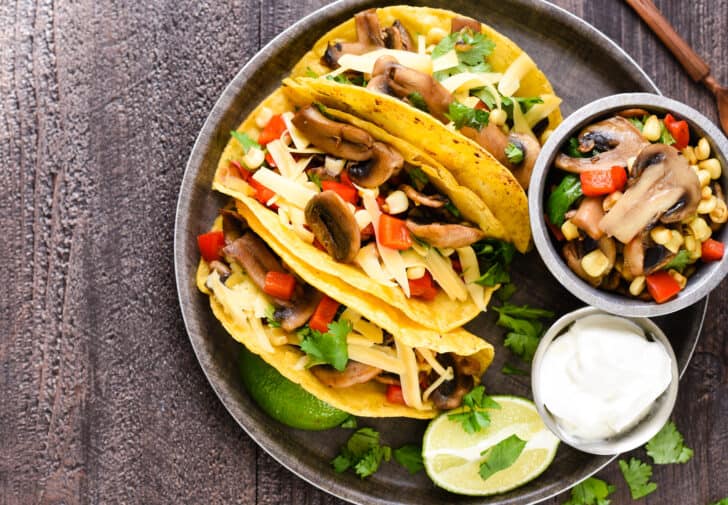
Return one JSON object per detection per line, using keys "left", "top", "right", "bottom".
{"left": 173, "top": 1, "right": 706, "bottom": 503}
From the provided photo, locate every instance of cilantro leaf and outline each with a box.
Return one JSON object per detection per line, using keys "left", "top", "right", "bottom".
{"left": 325, "top": 73, "right": 367, "bottom": 86}
{"left": 503, "top": 331, "right": 540, "bottom": 363}
{"left": 332, "top": 428, "right": 391, "bottom": 479}
{"left": 473, "top": 239, "right": 515, "bottom": 288}
{"left": 407, "top": 92, "right": 429, "bottom": 112}
{"left": 645, "top": 421, "right": 694, "bottom": 464}
{"left": 231, "top": 130, "right": 260, "bottom": 154}
{"left": 447, "top": 386, "right": 500, "bottom": 434}
{"left": 547, "top": 174, "right": 583, "bottom": 226}
{"left": 628, "top": 115, "right": 646, "bottom": 131}
{"left": 432, "top": 29, "right": 494, "bottom": 80}
{"left": 474, "top": 262, "right": 510, "bottom": 287}
{"left": 299, "top": 319, "right": 351, "bottom": 371}
{"left": 659, "top": 120, "right": 676, "bottom": 145}
{"left": 495, "top": 312, "right": 544, "bottom": 336}
{"left": 479, "top": 434, "right": 526, "bottom": 481}
{"left": 264, "top": 305, "right": 281, "bottom": 328}
{"left": 471, "top": 87, "right": 497, "bottom": 110}
{"left": 308, "top": 171, "right": 322, "bottom": 190}
{"left": 565, "top": 137, "right": 586, "bottom": 158}
{"left": 664, "top": 249, "right": 691, "bottom": 273}
{"left": 500, "top": 95, "right": 544, "bottom": 123}
{"left": 407, "top": 166, "right": 430, "bottom": 190}
{"left": 340, "top": 416, "right": 357, "bottom": 429}
{"left": 443, "top": 201, "right": 461, "bottom": 218}
{"left": 505, "top": 142, "right": 524, "bottom": 164}
{"left": 619, "top": 458, "right": 657, "bottom": 499}
{"left": 496, "top": 282, "right": 517, "bottom": 301}
{"left": 495, "top": 303, "right": 555, "bottom": 320}
{"left": 393, "top": 445, "right": 424, "bottom": 474}
{"left": 564, "top": 477, "right": 615, "bottom": 505}
{"left": 501, "top": 363, "right": 528, "bottom": 375}
{"left": 446, "top": 101, "right": 490, "bottom": 131}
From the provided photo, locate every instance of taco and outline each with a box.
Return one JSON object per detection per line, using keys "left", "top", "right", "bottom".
{"left": 213, "top": 84, "right": 512, "bottom": 333}
{"left": 197, "top": 209, "right": 494, "bottom": 418}
{"left": 288, "top": 6, "right": 564, "bottom": 249}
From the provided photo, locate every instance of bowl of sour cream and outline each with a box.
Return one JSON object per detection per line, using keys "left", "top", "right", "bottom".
{"left": 531, "top": 306, "right": 678, "bottom": 455}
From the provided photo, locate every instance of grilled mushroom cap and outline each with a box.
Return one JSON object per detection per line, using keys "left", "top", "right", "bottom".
{"left": 347, "top": 142, "right": 404, "bottom": 188}
{"left": 383, "top": 20, "right": 413, "bottom": 50}
{"left": 292, "top": 105, "right": 374, "bottom": 161}
{"left": 554, "top": 117, "right": 649, "bottom": 173}
{"left": 223, "top": 233, "right": 285, "bottom": 293}
{"left": 504, "top": 132, "right": 541, "bottom": 190}
{"left": 599, "top": 143, "right": 701, "bottom": 243}
{"left": 405, "top": 220, "right": 484, "bottom": 248}
{"left": 323, "top": 9, "right": 385, "bottom": 67}
{"left": 311, "top": 361, "right": 382, "bottom": 388}
{"left": 430, "top": 353, "right": 478, "bottom": 411}
{"left": 622, "top": 232, "right": 676, "bottom": 277}
{"left": 451, "top": 16, "right": 481, "bottom": 33}
{"left": 275, "top": 286, "right": 324, "bottom": 332}
{"left": 305, "top": 191, "right": 361, "bottom": 263}
{"left": 399, "top": 184, "right": 447, "bottom": 208}
{"left": 562, "top": 236, "right": 616, "bottom": 287}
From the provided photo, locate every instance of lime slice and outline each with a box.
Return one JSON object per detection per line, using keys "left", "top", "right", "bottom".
{"left": 238, "top": 347, "right": 349, "bottom": 430}
{"left": 423, "top": 395, "right": 559, "bottom": 496}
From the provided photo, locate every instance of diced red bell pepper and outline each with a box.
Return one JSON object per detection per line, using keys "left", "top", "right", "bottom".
{"left": 544, "top": 214, "right": 565, "bottom": 241}
{"left": 701, "top": 238, "right": 724, "bottom": 262}
{"left": 228, "top": 159, "right": 252, "bottom": 182}
{"left": 197, "top": 231, "right": 226, "bottom": 262}
{"left": 265, "top": 151, "right": 276, "bottom": 168}
{"left": 646, "top": 271, "right": 682, "bottom": 304}
{"left": 248, "top": 177, "right": 276, "bottom": 206}
{"left": 308, "top": 295, "right": 340, "bottom": 333}
{"left": 378, "top": 214, "right": 412, "bottom": 250}
{"left": 339, "top": 171, "right": 355, "bottom": 188}
{"left": 258, "top": 114, "right": 287, "bottom": 146}
{"left": 321, "top": 180, "right": 358, "bottom": 204}
{"left": 360, "top": 223, "right": 374, "bottom": 241}
{"left": 579, "top": 166, "right": 627, "bottom": 197}
{"left": 263, "top": 271, "right": 297, "bottom": 301}
{"left": 451, "top": 258, "right": 462, "bottom": 273}
{"left": 475, "top": 99, "right": 489, "bottom": 111}
{"left": 385, "top": 384, "right": 406, "bottom": 405}
{"left": 408, "top": 271, "right": 438, "bottom": 300}
{"left": 664, "top": 113, "right": 690, "bottom": 150}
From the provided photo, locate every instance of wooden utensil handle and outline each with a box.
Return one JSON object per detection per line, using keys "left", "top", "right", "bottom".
{"left": 625, "top": 0, "right": 711, "bottom": 82}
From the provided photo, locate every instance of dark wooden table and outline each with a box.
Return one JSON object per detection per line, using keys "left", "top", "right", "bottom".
{"left": 2, "top": 0, "right": 726, "bottom": 503}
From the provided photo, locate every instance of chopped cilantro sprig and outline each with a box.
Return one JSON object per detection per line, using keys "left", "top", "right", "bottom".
{"left": 619, "top": 458, "right": 657, "bottom": 499}
{"left": 299, "top": 319, "right": 352, "bottom": 371}
{"left": 447, "top": 386, "right": 501, "bottom": 434}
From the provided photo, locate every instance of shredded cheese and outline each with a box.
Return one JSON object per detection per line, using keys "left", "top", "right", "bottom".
{"left": 337, "top": 49, "right": 433, "bottom": 75}
{"left": 266, "top": 139, "right": 299, "bottom": 179}
{"left": 524, "top": 94, "right": 562, "bottom": 128}
{"left": 457, "top": 246, "right": 487, "bottom": 309}
{"left": 354, "top": 243, "right": 397, "bottom": 286}
{"left": 395, "top": 339, "right": 424, "bottom": 409}
{"left": 353, "top": 318, "right": 384, "bottom": 344}
{"left": 293, "top": 354, "right": 309, "bottom": 371}
{"left": 339, "top": 307, "right": 362, "bottom": 325}
{"left": 423, "top": 248, "right": 468, "bottom": 301}
{"left": 348, "top": 344, "right": 403, "bottom": 374}
{"left": 431, "top": 49, "right": 459, "bottom": 73}
{"left": 289, "top": 206, "right": 314, "bottom": 243}
{"left": 417, "top": 34, "right": 426, "bottom": 55}
{"left": 440, "top": 72, "right": 503, "bottom": 94}
{"left": 281, "top": 111, "right": 311, "bottom": 150}
{"left": 252, "top": 167, "right": 317, "bottom": 209}
{"left": 497, "top": 53, "right": 535, "bottom": 97}
{"left": 511, "top": 96, "right": 534, "bottom": 136}
{"left": 417, "top": 348, "right": 453, "bottom": 380}
{"left": 423, "top": 367, "right": 453, "bottom": 402}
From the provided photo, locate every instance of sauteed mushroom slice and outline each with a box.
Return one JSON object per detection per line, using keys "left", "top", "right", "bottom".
{"left": 599, "top": 143, "right": 700, "bottom": 243}
{"left": 311, "top": 361, "right": 382, "bottom": 388}
{"left": 347, "top": 142, "right": 404, "bottom": 188}
{"left": 370, "top": 56, "right": 454, "bottom": 122}
{"left": 223, "top": 233, "right": 285, "bottom": 291}
{"left": 451, "top": 16, "right": 481, "bottom": 33}
{"left": 405, "top": 220, "right": 484, "bottom": 248}
{"left": 430, "top": 353, "right": 477, "bottom": 410}
{"left": 275, "top": 286, "right": 323, "bottom": 332}
{"left": 384, "top": 20, "right": 413, "bottom": 50}
{"left": 292, "top": 105, "right": 374, "bottom": 161}
{"left": 505, "top": 132, "right": 541, "bottom": 190}
{"left": 305, "top": 191, "right": 361, "bottom": 263}
{"left": 323, "top": 9, "right": 385, "bottom": 67}
{"left": 220, "top": 208, "right": 248, "bottom": 244}
{"left": 399, "top": 184, "right": 447, "bottom": 208}
{"left": 554, "top": 117, "right": 649, "bottom": 173}
{"left": 623, "top": 232, "right": 676, "bottom": 278}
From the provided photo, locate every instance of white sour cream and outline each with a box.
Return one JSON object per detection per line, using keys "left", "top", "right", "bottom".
{"left": 539, "top": 314, "right": 672, "bottom": 441}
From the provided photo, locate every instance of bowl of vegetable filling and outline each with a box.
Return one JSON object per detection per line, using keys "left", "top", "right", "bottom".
{"left": 530, "top": 93, "right": 728, "bottom": 317}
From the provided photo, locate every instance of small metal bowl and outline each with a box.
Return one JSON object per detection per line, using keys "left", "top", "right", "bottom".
{"left": 531, "top": 306, "right": 679, "bottom": 455}
{"left": 529, "top": 93, "right": 728, "bottom": 317}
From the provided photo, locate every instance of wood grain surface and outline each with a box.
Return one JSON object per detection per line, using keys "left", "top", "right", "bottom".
{"left": 0, "top": 1, "right": 725, "bottom": 504}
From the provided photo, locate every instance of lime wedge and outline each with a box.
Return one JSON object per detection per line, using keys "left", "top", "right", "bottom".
{"left": 423, "top": 395, "right": 559, "bottom": 496}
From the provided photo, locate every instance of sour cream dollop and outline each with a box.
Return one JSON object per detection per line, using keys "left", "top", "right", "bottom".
{"left": 539, "top": 314, "right": 672, "bottom": 441}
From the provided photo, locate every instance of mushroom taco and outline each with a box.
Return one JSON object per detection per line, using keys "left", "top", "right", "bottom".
{"left": 213, "top": 84, "right": 511, "bottom": 334}
{"left": 197, "top": 209, "right": 494, "bottom": 418}
{"left": 288, "top": 6, "right": 564, "bottom": 250}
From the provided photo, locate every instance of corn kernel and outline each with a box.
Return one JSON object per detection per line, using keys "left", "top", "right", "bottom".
{"left": 690, "top": 164, "right": 699, "bottom": 173}
{"left": 668, "top": 269, "right": 688, "bottom": 289}
{"left": 698, "top": 196, "right": 717, "bottom": 215}
{"left": 406, "top": 266, "right": 426, "bottom": 280}
{"left": 243, "top": 147, "right": 265, "bottom": 170}
{"left": 581, "top": 249, "right": 610, "bottom": 277}
{"left": 255, "top": 107, "right": 274, "bottom": 129}
{"left": 701, "top": 186, "right": 713, "bottom": 199}
{"left": 629, "top": 276, "right": 646, "bottom": 296}
{"left": 385, "top": 190, "right": 409, "bottom": 215}
{"left": 650, "top": 226, "right": 672, "bottom": 245}
{"left": 710, "top": 198, "right": 728, "bottom": 224}
{"left": 697, "top": 169, "right": 711, "bottom": 188}
{"left": 664, "top": 230, "right": 684, "bottom": 253}
{"left": 490, "top": 108, "right": 507, "bottom": 126}
{"left": 698, "top": 158, "right": 722, "bottom": 179}
{"left": 426, "top": 26, "right": 448, "bottom": 45}
{"left": 603, "top": 191, "right": 623, "bottom": 211}
{"left": 561, "top": 220, "right": 580, "bottom": 241}
{"left": 695, "top": 137, "right": 711, "bottom": 161}
{"left": 682, "top": 146, "right": 698, "bottom": 165}
{"left": 685, "top": 236, "right": 701, "bottom": 259}
{"left": 688, "top": 216, "right": 712, "bottom": 241}
{"left": 642, "top": 115, "right": 661, "bottom": 141}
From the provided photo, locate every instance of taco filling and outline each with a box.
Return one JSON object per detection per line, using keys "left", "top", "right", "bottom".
{"left": 198, "top": 210, "right": 485, "bottom": 412}
{"left": 306, "top": 8, "right": 562, "bottom": 189}
{"left": 221, "top": 102, "right": 507, "bottom": 310}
